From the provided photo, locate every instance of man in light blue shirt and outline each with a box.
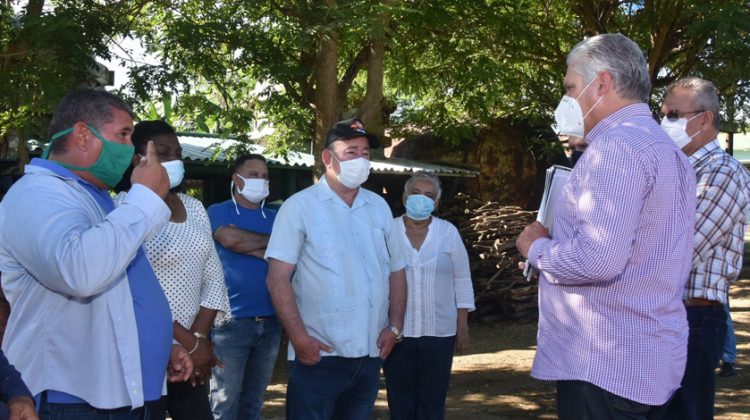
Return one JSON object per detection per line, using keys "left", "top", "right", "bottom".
{"left": 0, "top": 89, "right": 192, "bottom": 419}
{"left": 266, "top": 118, "right": 407, "bottom": 420}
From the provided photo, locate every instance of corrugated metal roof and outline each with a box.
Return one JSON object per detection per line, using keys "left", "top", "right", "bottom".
{"left": 178, "top": 134, "right": 478, "bottom": 177}
{"left": 28, "top": 134, "right": 479, "bottom": 177}
{"left": 178, "top": 135, "right": 313, "bottom": 168}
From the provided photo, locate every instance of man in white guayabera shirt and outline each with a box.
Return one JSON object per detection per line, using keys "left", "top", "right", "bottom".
{"left": 266, "top": 118, "right": 407, "bottom": 420}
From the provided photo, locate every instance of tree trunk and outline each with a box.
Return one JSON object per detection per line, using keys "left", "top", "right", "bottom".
{"left": 359, "top": 3, "right": 390, "bottom": 158}
{"left": 725, "top": 91, "right": 736, "bottom": 155}
{"left": 312, "top": 0, "right": 339, "bottom": 181}
{"left": 359, "top": 42, "right": 385, "bottom": 157}
{"left": 0, "top": 0, "right": 45, "bottom": 164}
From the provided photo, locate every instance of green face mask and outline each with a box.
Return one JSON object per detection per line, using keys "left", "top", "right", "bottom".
{"left": 42, "top": 125, "right": 134, "bottom": 187}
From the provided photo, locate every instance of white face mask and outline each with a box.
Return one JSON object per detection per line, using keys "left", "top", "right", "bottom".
{"left": 161, "top": 159, "right": 184, "bottom": 189}
{"left": 554, "top": 76, "right": 602, "bottom": 138}
{"left": 231, "top": 175, "right": 269, "bottom": 217}
{"left": 235, "top": 176, "right": 269, "bottom": 204}
{"left": 660, "top": 113, "right": 703, "bottom": 149}
{"left": 331, "top": 154, "right": 370, "bottom": 189}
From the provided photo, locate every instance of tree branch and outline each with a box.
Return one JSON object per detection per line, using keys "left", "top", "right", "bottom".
{"left": 337, "top": 45, "right": 371, "bottom": 102}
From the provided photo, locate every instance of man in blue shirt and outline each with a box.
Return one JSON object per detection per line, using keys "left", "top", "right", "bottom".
{"left": 0, "top": 89, "right": 192, "bottom": 419}
{"left": 208, "top": 154, "right": 280, "bottom": 420}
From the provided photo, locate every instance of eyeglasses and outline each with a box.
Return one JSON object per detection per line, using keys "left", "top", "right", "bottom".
{"left": 661, "top": 109, "right": 704, "bottom": 122}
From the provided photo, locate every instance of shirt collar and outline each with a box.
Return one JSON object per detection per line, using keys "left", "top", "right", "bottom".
{"left": 28, "top": 157, "right": 81, "bottom": 180}
{"left": 28, "top": 157, "right": 101, "bottom": 190}
{"left": 586, "top": 103, "right": 652, "bottom": 144}
{"left": 689, "top": 139, "right": 721, "bottom": 165}
{"left": 316, "top": 175, "right": 370, "bottom": 208}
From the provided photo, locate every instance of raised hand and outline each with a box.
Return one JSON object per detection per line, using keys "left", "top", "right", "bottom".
{"left": 131, "top": 141, "right": 169, "bottom": 198}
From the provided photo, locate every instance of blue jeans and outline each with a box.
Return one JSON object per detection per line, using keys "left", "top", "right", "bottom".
{"left": 662, "top": 304, "right": 727, "bottom": 420}
{"left": 39, "top": 393, "right": 166, "bottom": 420}
{"left": 209, "top": 316, "right": 281, "bottom": 420}
{"left": 286, "top": 356, "right": 383, "bottom": 420}
{"left": 383, "top": 336, "right": 456, "bottom": 420}
{"left": 722, "top": 300, "right": 737, "bottom": 364}
{"left": 557, "top": 381, "right": 669, "bottom": 420}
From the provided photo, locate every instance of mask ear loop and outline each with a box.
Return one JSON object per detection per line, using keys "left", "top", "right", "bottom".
{"left": 230, "top": 180, "right": 240, "bottom": 215}
{"left": 686, "top": 112, "right": 705, "bottom": 139}
{"left": 581, "top": 95, "right": 603, "bottom": 120}
{"left": 232, "top": 177, "right": 268, "bottom": 218}
{"left": 576, "top": 74, "right": 603, "bottom": 122}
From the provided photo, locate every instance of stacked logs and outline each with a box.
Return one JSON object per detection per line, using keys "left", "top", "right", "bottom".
{"left": 440, "top": 193, "right": 539, "bottom": 323}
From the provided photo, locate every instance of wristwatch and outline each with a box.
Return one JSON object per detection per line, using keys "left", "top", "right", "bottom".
{"left": 388, "top": 325, "right": 404, "bottom": 343}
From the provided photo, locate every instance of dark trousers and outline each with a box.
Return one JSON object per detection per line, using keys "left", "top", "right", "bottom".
{"left": 662, "top": 304, "right": 727, "bottom": 420}
{"left": 166, "top": 380, "right": 212, "bottom": 420}
{"left": 286, "top": 356, "right": 383, "bottom": 420}
{"left": 383, "top": 336, "right": 456, "bottom": 420}
{"left": 39, "top": 394, "right": 166, "bottom": 420}
{"left": 557, "top": 381, "right": 670, "bottom": 420}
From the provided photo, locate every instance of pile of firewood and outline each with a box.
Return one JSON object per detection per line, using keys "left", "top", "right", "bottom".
{"left": 440, "top": 193, "right": 539, "bottom": 323}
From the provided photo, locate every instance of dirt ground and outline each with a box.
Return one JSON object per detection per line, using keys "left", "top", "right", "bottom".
{"left": 259, "top": 267, "right": 750, "bottom": 419}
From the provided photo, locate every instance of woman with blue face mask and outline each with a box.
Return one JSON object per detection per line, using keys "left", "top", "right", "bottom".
{"left": 383, "top": 171, "right": 476, "bottom": 420}
{"left": 115, "top": 121, "right": 229, "bottom": 420}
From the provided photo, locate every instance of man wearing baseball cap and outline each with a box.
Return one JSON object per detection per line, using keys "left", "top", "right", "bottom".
{"left": 266, "top": 118, "right": 406, "bottom": 419}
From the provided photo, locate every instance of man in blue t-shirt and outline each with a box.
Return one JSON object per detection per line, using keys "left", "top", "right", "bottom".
{"left": 208, "top": 154, "right": 279, "bottom": 420}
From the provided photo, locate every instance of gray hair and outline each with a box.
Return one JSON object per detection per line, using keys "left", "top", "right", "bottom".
{"left": 47, "top": 89, "right": 134, "bottom": 155}
{"left": 404, "top": 170, "right": 442, "bottom": 200}
{"left": 665, "top": 77, "right": 721, "bottom": 130}
{"left": 567, "top": 33, "right": 651, "bottom": 103}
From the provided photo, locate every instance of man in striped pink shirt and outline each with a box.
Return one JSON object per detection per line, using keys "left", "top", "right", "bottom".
{"left": 517, "top": 33, "right": 696, "bottom": 419}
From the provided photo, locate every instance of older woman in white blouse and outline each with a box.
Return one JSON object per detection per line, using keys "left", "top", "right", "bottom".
{"left": 383, "top": 171, "right": 475, "bottom": 420}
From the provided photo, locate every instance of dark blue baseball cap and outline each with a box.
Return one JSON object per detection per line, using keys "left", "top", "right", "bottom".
{"left": 325, "top": 118, "right": 380, "bottom": 149}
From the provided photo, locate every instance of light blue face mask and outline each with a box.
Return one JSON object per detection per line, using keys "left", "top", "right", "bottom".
{"left": 405, "top": 194, "right": 435, "bottom": 220}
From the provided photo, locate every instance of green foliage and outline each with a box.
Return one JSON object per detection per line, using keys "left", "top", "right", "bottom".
{"left": 3, "top": 0, "right": 750, "bottom": 168}
{"left": 567, "top": 0, "right": 750, "bottom": 132}
{"left": 184, "top": 186, "right": 203, "bottom": 202}
{"left": 0, "top": 1, "right": 146, "bottom": 148}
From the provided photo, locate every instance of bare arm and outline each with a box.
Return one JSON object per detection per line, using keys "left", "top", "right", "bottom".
{"left": 173, "top": 307, "right": 218, "bottom": 348}
{"left": 267, "top": 258, "right": 332, "bottom": 365}
{"left": 377, "top": 268, "right": 407, "bottom": 359}
{"left": 455, "top": 308, "right": 470, "bottom": 354}
{"left": 174, "top": 307, "right": 221, "bottom": 385}
{"left": 213, "top": 225, "right": 269, "bottom": 256}
{"left": 190, "top": 307, "right": 218, "bottom": 337}
{"left": 388, "top": 268, "right": 407, "bottom": 331}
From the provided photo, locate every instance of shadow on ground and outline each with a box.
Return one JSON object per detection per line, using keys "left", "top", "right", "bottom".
{"left": 256, "top": 244, "right": 750, "bottom": 419}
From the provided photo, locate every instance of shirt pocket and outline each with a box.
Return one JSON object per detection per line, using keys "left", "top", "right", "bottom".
{"left": 305, "top": 223, "right": 347, "bottom": 300}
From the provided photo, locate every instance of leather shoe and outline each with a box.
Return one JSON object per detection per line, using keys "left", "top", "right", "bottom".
{"left": 719, "top": 361, "right": 736, "bottom": 377}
